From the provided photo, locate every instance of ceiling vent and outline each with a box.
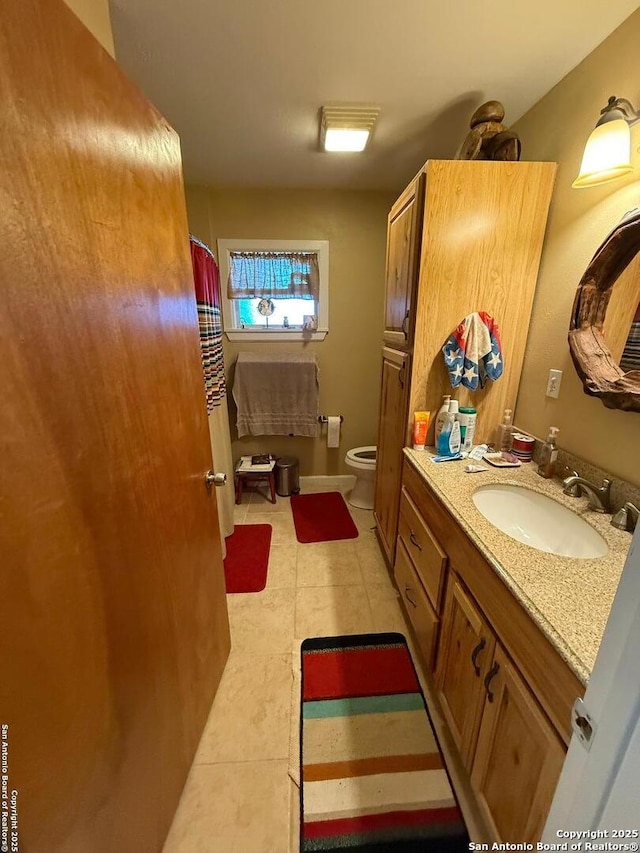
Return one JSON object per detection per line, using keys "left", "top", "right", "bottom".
{"left": 320, "top": 104, "right": 380, "bottom": 152}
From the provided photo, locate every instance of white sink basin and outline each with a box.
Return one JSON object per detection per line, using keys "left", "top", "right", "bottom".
{"left": 472, "top": 484, "right": 608, "bottom": 559}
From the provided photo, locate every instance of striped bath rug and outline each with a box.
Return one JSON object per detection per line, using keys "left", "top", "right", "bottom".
{"left": 300, "top": 633, "right": 469, "bottom": 852}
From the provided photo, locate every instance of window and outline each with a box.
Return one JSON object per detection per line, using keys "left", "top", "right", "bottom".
{"left": 218, "top": 239, "right": 329, "bottom": 341}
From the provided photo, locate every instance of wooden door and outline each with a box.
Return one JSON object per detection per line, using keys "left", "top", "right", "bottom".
{"left": 436, "top": 575, "right": 495, "bottom": 768}
{"left": 471, "top": 645, "right": 566, "bottom": 842}
{"left": 374, "top": 347, "right": 410, "bottom": 566}
{"left": 0, "top": 2, "right": 230, "bottom": 851}
{"left": 383, "top": 176, "right": 425, "bottom": 349}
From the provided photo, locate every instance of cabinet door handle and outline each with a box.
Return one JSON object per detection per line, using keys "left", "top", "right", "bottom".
{"left": 398, "top": 365, "right": 406, "bottom": 388}
{"left": 483, "top": 662, "right": 500, "bottom": 702}
{"left": 471, "top": 637, "right": 486, "bottom": 676}
{"left": 402, "top": 310, "right": 410, "bottom": 337}
{"left": 409, "top": 531, "right": 422, "bottom": 551}
{"left": 404, "top": 585, "right": 417, "bottom": 608}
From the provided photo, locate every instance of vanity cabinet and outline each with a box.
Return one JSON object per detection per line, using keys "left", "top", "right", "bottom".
{"left": 397, "top": 485, "right": 447, "bottom": 610}
{"left": 395, "top": 457, "right": 583, "bottom": 844}
{"left": 390, "top": 451, "right": 450, "bottom": 668}
{"left": 374, "top": 159, "right": 556, "bottom": 569}
{"left": 394, "top": 537, "right": 440, "bottom": 667}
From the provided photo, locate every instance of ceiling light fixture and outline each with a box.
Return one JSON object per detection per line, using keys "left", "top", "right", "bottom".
{"left": 320, "top": 105, "right": 380, "bottom": 153}
{"left": 573, "top": 95, "right": 639, "bottom": 188}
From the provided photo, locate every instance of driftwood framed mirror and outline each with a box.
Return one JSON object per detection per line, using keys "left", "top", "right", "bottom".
{"left": 569, "top": 208, "right": 640, "bottom": 411}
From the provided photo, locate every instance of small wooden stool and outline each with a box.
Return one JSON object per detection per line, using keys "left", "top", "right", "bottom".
{"left": 235, "top": 469, "right": 277, "bottom": 505}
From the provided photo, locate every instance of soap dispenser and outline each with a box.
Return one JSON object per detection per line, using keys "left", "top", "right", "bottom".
{"left": 537, "top": 427, "right": 559, "bottom": 479}
{"left": 494, "top": 408, "right": 513, "bottom": 452}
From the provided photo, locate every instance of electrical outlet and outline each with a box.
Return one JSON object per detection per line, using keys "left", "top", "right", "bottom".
{"left": 546, "top": 369, "right": 563, "bottom": 399}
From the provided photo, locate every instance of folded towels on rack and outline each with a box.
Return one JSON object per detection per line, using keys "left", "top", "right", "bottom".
{"left": 233, "top": 352, "right": 319, "bottom": 437}
{"left": 442, "top": 311, "right": 503, "bottom": 391}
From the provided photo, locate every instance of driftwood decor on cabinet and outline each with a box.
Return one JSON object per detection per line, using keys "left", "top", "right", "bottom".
{"left": 569, "top": 207, "right": 640, "bottom": 411}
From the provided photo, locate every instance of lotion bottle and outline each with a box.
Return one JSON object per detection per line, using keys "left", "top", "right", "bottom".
{"left": 537, "top": 427, "right": 559, "bottom": 479}
{"left": 434, "top": 395, "right": 452, "bottom": 444}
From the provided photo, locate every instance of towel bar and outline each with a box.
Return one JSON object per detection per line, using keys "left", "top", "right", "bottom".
{"left": 318, "top": 415, "right": 343, "bottom": 423}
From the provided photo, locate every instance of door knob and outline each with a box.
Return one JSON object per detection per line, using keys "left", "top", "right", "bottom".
{"left": 205, "top": 471, "right": 227, "bottom": 488}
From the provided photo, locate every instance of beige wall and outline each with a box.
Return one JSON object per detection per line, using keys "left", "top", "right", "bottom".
{"left": 513, "top": 8, "right": 640, "bottom": 486}
{"left": 63, "top": 0, "right": 115, "bottom": 57}
{"left": 185, "top": 185, "right": 395, "bottom": 476}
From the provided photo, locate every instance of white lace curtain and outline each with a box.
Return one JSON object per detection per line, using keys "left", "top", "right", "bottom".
{"left": 227, "top": 251, "right": 319, "bottom": 300}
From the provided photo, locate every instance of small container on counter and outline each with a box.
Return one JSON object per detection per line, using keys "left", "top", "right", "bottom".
{"left": 511, "top": 432, "right": 536, "bottom": 462}
{"left": 412, "top": 411, "right": 431, "bottom": 451}
{"left": 458, "top": 406, "right": 477, "bottom": 452}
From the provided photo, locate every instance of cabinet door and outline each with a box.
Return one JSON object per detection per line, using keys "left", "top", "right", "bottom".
{"left": 436, "top": 575, "right": 495, "bottom": 768}
{"left": 374, "top": 347, "right": 410, "bottom": 566}
{"left": 471, "top": 644, "right": 566, "bottom": 843}
{"left": 383, "top": 176, "right": 424, "bottom": 348}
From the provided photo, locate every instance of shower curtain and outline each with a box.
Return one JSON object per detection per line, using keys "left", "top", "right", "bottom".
{"left": 190, "top": 236, "right": 235, "bottom": 555}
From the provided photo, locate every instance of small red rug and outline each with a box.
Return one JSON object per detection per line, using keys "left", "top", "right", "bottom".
{"left": 223, "top": 524, "right": 272, "bottom": 593}
{"left": 291, "top": 491, "right": 358, "bottom": 543}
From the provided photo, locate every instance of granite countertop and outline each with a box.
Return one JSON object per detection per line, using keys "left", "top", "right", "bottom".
{"left": 404, "top": 448, "right": 632, "bottom": 685}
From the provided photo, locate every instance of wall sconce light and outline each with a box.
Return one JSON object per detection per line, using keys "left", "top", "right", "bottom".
{"left": 320, "top": 105, "right": 380, "bottom": 152}
{"left": 573, "top": 95, "right": 640, "bottom": 188}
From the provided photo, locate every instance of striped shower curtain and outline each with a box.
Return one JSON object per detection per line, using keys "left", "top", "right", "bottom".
{"left": 190, "top": 237, "right": 235, "bottom": 550}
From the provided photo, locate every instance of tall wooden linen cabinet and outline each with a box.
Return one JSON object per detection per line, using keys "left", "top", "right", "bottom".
{"left": 374, "top": 160, "right": 556, "bottom": 566}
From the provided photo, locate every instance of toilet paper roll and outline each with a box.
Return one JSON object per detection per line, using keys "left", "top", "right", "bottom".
{"left": 326, "top": 416, "right": 341, "bottom": 449}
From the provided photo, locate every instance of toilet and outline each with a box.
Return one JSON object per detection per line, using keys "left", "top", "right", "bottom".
{"left": 344, "top": 446, "right": 377, "bottom": 510}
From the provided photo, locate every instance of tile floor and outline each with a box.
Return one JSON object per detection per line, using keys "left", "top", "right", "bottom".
{"left": 162, "top": 483, "right": 484, "bottom": 852}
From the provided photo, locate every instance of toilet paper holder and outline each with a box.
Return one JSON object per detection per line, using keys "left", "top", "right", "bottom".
{"left": 318, "top": 415, "right": 343, "bottom": 423}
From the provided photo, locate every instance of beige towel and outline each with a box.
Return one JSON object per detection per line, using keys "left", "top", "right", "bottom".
{"left": 233, "top": 352, "right": 319, "bottom": 437}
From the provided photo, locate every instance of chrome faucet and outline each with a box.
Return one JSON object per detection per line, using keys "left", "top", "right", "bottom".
{"left": 562, "top": 475, "right": 612, "bottom": 514}
{"left": 560, "top": 468, "right": 581, "bottom": 496}
{"left": 611, "top": 502, "right": 639, "bottom": 533}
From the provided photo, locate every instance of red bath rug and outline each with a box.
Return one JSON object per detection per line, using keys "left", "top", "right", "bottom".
{"left": 291, "top": 492, "right": 358, "bottom": 543}
{"left": 223, "top": 524, "right": 272, "bottom": 593}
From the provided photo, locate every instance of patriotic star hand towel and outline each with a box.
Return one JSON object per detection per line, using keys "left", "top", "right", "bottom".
{"left": 442, "top": 311, "right": 503, "bottom": 390}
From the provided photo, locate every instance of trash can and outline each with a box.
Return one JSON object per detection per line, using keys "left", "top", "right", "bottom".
{"left": 275, "top": 456, "right": 299, "bottom": 496}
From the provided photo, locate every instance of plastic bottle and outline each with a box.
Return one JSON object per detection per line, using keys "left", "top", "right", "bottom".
{"left": 448, "top": 401, "right": 461, "bottom": 454}
{"left": 437, "top": 401, "right": 460, "bottom": 456}
{"left": 412, "top": 411, "right": 431, "bottom": 451}
{"left": 434, "top": 395, "right": 452, "bottom": 444}
{"left": 494, "top": 408, "right": 513, "bottom": 452}
{"left": 458, "top": 406, "right": 477, "bottom": 452}
{"left": 537, "top": 426, "right": 559, "bottom": 479}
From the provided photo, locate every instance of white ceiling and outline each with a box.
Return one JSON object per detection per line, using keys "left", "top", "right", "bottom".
{"left": 109, "top": 0, "right": 639, "bottom": 191}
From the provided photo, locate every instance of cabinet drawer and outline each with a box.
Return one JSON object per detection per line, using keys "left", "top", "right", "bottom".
{"left": 394, "top": 537, "right": 439, "bottom": 668}
{"left": 398, "top": 487, "right": 447, "bottom": 610}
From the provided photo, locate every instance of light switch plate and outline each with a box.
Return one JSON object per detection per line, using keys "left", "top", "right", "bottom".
{"left": 546, "top": 369, "right": 563, "bottom": 399}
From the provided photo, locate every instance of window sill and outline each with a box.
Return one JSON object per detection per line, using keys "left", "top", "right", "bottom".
{"left": 224, "top": 329, "right": 328, "bottom": 342}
